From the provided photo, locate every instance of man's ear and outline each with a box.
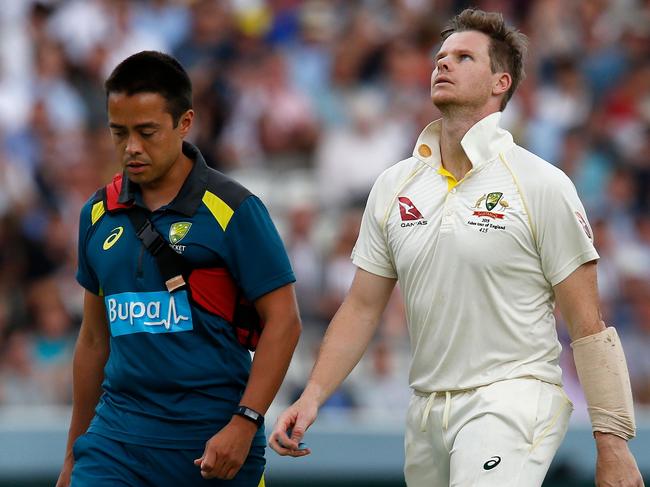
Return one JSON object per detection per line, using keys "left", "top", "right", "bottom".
{"left": 178, "top": 109, "right": 194, "bottom": 137}
{"left": 493, "top": 72, "right": 512, "bottom": 97}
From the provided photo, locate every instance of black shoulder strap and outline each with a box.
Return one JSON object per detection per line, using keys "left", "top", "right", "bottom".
{"left": 99, "top": 183, "right": 190, "bottom": 293}
{"left": 126, "top": 206, "right": 190, "bottom": 293}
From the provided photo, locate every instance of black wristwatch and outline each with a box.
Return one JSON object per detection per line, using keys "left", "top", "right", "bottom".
{"left": 234, "top": 405, "right": 264, "bottom": 428}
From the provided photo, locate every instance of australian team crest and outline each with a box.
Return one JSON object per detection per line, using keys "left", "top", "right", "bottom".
{"left": 471, "top": 191, "right": 509, "bottom": 221}
{"left": 169, "top": 222, "right": 192, "bottom": 244}
{"left": 485, "top": 192, "right": 503, "bottom": 211}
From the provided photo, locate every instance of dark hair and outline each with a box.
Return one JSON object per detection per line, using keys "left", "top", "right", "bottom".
{"left": 442, "top": 9, "right": 527, "bottom": 110}
{"left": 104, "top": 51, "right": 192, "bottom": 126}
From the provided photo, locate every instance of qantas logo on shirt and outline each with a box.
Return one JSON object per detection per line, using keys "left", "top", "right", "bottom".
{"left": 398, "top": 197, "right": 428, "bottom": 227}
{"left": 105, "top": 291, "right": 193, "bottom": 337}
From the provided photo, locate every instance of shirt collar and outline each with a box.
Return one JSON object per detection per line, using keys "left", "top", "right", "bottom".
{"left": 412, "top": 112, "right": 514, "bottom": 170}
{"left": 118, "top": 141, "right": 209, "bottom": 216}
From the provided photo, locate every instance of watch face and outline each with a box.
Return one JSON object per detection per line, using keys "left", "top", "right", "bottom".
{"left": 237, "top": 406, "right": 263, "bottom": 426}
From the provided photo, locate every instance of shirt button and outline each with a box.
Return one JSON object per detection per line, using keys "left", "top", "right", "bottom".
{"left": 451, "top": 188, "right": 457, "bottom": 194}
{"left": 446, "top": 211, "right": 452, "bottom": 216}
{"left": 418, "top": 144, "right": 432, "bottom": 157}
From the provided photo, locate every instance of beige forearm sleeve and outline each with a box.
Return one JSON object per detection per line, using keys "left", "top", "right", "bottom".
{"left": 570, "top": 326, "right": 636, "bottom": 440}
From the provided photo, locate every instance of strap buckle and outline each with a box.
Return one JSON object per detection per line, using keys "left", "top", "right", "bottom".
{"left": 136, "top": 220, "right": 167, "bottom": 255}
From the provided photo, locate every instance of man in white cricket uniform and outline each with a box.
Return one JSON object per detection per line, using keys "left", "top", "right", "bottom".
{"left": 356, "top": 111, "right": 593, "bottom": 485}
{"left": 270, "top": 8, "right": 644, "bottom": 487}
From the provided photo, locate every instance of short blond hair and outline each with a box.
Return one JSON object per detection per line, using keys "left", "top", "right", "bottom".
{"left": 442, "top": 9, "right": 528, "bottom": 110}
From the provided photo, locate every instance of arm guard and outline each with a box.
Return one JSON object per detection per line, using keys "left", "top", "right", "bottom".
{"left": 570, "top": 326, "right": 636, "bottom": 440}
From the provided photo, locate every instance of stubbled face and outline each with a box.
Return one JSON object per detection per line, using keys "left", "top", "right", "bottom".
{"left": 107, "top": 92, "right": 192, "bottom": 188}
{"left": 431, "top": 31, "right": 504, "bottom": 111}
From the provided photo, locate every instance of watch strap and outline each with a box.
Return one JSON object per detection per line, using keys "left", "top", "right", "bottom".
{"left": 234, "top": 405, "right": 264, "bottom": 428}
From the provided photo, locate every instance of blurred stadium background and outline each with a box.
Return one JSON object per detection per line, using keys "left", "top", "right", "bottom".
{"left": 0, "top": 0, "right": 648, "bottom": 485}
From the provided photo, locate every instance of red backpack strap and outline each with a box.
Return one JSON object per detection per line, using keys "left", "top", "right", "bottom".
{"left": 104, "top": 173, "right": 132, "bottom": 212}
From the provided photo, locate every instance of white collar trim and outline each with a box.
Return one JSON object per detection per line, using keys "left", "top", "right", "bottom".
{"left": 412, "top": 112, "right": 514, "bottom": 170}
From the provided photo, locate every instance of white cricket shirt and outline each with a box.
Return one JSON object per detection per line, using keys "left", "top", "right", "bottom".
{"left": 352, "top": 112, "right": 599, "bottom": 392}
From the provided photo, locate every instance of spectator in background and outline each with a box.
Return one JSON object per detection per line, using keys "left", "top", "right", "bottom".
{"left": 557, "top": 125, "right": 612, "bottom": 213}
{"left": 616, "top": 214, "right": 650, "bottom": 281}
{"left": 285, "top": 201, "right": 323, "bottom": 325}
{"left": 319, "top": 206, "right": 363, "bottom": 322}
{"left": 0, "top": 150, "right": 36, "bottom": 218}
{"left": 604, "top": 62, "right": 650, "bottom": 162}
{"left": 49, "top": 0, "right": 168, "bottom": 77}
{"left": 132, "top": 0, "right": 190, "bottom": 52}
{"left": 48, "top": 0, "right": 113, "bottom": 65}
{"left": 623, "top": 290, "right": 650, "bottom": 405}
{"left": 527, "top": 56, "right": 591, "bottom": 163}
{"left": 217, "top": 55, "right": 268, "bottom": 169}
{"left": 31, "top": 39, "right": 87, "bottom": 133}
{"left": 174, "top": 0, "right": 234, "bottom": 71}
{"left": 257, "top": 51, "right": 320, "bottom": 168}
{"left": 283, "top": 1, "right": 338, "bottom": 124}
{"left": 26, "top": 278, "right": 75, "bottom": 404}
{"left": 330, "top": 7, "right": 385, "bottom": 89}
{"left": 315, "top": 89, "right": 409, "bottom": 207}
{"left": 355, "top": 339, "right": 410, "bottom": 418}
{"left": 0, "top": 215, "right": 28, "bottom": 324}
{"left": 173, "top": 0, "right": 235, "bottom": 169}
{"left": 602, "top": 167, "right": 639, "bottom": 241}
{"left": 0, "top": 1, "right": 35, "bottom": 132}
{"left": 381, "top": 34, "right": 438, "bottom": 125}
{"left": 0, "top": 330, "right": 43, "bottom": 405}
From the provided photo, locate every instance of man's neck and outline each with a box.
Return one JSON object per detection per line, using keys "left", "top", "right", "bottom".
{"left": 141, "top": 154, "right": 193, "bottom": 211}
{"left": 438, "top": 107, "right": 496, "bottom": 181}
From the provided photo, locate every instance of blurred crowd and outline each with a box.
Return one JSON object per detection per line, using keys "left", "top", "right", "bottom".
{"left": 0, "top": 0, "right": 648, "bottom": 420}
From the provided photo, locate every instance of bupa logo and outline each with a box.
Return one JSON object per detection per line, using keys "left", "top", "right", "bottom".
{"left": 105, "top": 291, "right": 193, "bottom": 337}
{"left": 398, "top": 197, "right": 428, "bottom": 228}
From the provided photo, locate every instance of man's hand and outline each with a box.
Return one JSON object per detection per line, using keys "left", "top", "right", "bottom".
{"left": 595, "top": 432, "right": 645, "bottom": 486}
{"left": 193, "top": 416, "right": 257, "bottom": 480}
{"left": 269, "top": 397, "right": 317, "bottom": 457}
{"left": 55, "top": 455, "right": 73, "bottom": 487}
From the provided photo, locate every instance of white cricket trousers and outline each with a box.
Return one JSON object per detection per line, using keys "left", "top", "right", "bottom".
{"left": 404, "top": 377, "right": 573, "bottom": 487}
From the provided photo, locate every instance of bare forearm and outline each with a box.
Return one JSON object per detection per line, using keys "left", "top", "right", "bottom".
{"left": 303, "top": 295, "right": 383, "bottom": 406}
{"left": 239, "top": 315, "right": 301, "bottom": 414}
{"left": 268, "top": 271, "right": 394, "bottom": 457}
{"left": 64, "top": 340, "right": 108, "bottom": 458}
